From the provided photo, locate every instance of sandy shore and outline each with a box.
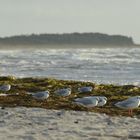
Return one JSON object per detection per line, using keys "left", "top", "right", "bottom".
{"left": 0, "top": 107, "right": 140, "bottom": 140}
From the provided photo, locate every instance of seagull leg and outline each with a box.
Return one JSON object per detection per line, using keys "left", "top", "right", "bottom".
{"left": 128, "top": 109, "right": 133, "bottom": 116}
{"left": 130, "top": 109, "right": 133, "bottom": 116}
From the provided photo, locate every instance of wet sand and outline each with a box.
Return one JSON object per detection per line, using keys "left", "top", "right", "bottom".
{"left": 0, "top": 107, "right": 140, "bottom": 140}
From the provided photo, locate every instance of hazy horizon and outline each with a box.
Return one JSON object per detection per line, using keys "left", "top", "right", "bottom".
{"left": 0, "top": 0, "right": 140, "bottom": 43}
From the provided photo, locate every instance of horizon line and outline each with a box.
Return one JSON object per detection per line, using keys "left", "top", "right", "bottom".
{"left": 0, "top": 32, "right": 134, "bottom": 39}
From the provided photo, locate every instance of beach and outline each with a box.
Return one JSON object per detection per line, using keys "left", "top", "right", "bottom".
{"left": 0, "top": 107, "right": 140, "bottom": 140}
{"left": 0, "top": 0, "right": 140, "bottom": 139}
{"left": 0, "top": 47, "right": 140, "bottom": 139}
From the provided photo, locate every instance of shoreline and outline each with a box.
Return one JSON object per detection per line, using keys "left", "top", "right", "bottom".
{"left": 0, "top": 44, "right": 139, "bottom": 50}
{"left": 0, "top": 76, "right": 140, "bottom": 139}
{"left": 0, "top": 107, "right": 140, "bottom": 140}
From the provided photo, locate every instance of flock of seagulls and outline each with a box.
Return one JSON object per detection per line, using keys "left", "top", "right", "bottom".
{"left": 0, "top": 84, "right": 140, "bottom": 115}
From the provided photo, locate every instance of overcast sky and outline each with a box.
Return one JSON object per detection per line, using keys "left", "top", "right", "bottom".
{"left": 0, "top": 0, "right": 139, "bottom": 43}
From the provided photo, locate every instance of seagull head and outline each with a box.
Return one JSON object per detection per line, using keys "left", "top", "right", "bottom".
{"left": 136, "top": 96, "right": 140, "bottom": 100}
{"left": 95, "top": 97, "right": 100, "bottom": 102}
{"left": 103, "top": 97, "right": 107, "bottom": 101}
{"left": 67, "top": 88, "right": 71, "bottom": 91}
{"left": 44, "top": 90, "right": 50, "bottom": 94}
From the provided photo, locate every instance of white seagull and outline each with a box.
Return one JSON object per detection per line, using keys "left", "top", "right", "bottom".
{"left": 74, "top": 96, "right": 99, "bottom": 107}
{"left": 78, "top": 86, "right": 93, "bottom": 93}
{"left": 54, "top": 88, "right": 71, "bottom": 96}
{"left": 91, "top": 96, "right": 107, "bottom": 106}
{"left": 0, "top": 93, "right": 19, "bottom": 96}
{"left": 0, "top": 84, "right": 11, "bottom": 92}
{"left": 115, "top": 96, "right": 140, "bottom": 116}
{"left": 27, "top": 91, "right": 50, "bottom": 100}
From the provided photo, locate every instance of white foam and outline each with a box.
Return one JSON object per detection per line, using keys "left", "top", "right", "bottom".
{"left": 0, "top": 47, "right": 140, "bottom": 85}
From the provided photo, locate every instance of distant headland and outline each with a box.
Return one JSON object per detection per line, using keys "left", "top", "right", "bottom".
{"left": 0, "top": 33, "right": 137, "bottom": 47}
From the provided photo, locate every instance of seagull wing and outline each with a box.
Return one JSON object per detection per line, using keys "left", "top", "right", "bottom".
{"left": 116, "top": 99, "right": 137, "bottom": 108}
{"left": 33, "top": 92, "right": 45, "bottom": 98}
{"left": 75, "top": 98, "right": 96, "bottom": 105}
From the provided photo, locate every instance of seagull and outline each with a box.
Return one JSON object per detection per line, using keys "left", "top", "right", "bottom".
{"left": 0, "top": 84, "right": 11, "bottom": 92}
{"left": 54, "top": 88, "right": 71, "bottom": 96}
{"left": 115, "top": 96, "right": 140, "bottom": 116}
{"left": 0, "top": 93, "right": 19, "bottom": 96}
{"left": 0, "top": 93, "right": 8, "bottom": 97}
{"left": 74, "top": 96, "right": 99, "bottom": 107}
{"left": 78, "top": 86, "right": 93, "bottom": 93}
{"left": 91, "top": 96, "right": 107, "bottom": 106}
{"left": 27, "top": 91, "right": 49, "bottom": 100}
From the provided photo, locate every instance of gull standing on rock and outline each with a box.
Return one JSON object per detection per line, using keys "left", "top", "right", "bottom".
{"left": 27, "top": 91, "right": 50, "bottom": 100}
{"left": 78, "top": 86, "right": 93, "bottom": 93}
{"left": 74, "top": 96, "right": 99, "bottom": 107}
{"left": 115, "top": 96, "right": 140, "bottom": 116}
{"left": 54, "top": 88, "right": 71, "bottom": 96}
{"left": 0, "top": 84, "right": 11, "bottom": 92}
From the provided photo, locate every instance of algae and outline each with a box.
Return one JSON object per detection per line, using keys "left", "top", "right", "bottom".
{"left": 0, "top": 76, "right": 140, "bottom": 117}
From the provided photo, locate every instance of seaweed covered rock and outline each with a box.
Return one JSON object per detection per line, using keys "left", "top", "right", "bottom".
{"left": 0, "top": 76, "right": 140, "bottom": 116}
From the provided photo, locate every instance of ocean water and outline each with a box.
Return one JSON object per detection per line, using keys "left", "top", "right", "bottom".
{"left": 0, "top": 47, "right": 140, "bottom": 85}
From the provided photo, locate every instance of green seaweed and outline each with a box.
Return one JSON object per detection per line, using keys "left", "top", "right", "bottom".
{"left": 0, "top": 76, "right": 140, "bottom": 117}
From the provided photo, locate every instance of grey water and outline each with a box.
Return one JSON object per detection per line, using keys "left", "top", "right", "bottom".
{"left": 0, "top": 46, "right": 140, "bottom": 85}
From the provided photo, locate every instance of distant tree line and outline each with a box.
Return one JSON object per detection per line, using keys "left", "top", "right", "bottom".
{"left": 0, "top": 33, "right": 135, "bottom": 46}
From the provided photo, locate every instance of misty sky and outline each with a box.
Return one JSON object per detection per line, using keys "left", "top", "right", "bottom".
{"left": 0, "top": 0, "right": 140, "bottom": 43}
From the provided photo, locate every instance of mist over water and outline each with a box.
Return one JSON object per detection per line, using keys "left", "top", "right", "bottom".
{"left": 0, "top": 46, "right": 140, "bottom": 85}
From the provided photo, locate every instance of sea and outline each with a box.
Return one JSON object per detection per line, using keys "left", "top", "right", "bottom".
{"left": 0, "top": 46, "right": 140, "bottom": 85}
